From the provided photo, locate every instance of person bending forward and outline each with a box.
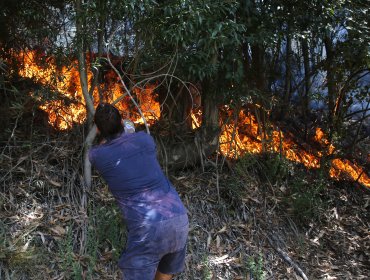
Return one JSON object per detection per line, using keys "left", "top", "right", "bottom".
{"left": 89, "top": 103, "right": 189, "bottom": 280}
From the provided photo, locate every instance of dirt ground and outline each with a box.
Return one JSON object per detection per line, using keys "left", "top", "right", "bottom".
{"left": 0, "top": 133, "right": 369, "bottom": 280}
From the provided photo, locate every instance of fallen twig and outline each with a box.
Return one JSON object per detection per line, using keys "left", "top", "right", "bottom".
{"left": 266, "top": 235, "right": 309, "bottom": 280}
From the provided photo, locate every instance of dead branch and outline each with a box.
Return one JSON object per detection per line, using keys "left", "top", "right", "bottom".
{"left": 84, "top": 25, "right": 199, "bottom": 187}
{"left": 267, "top": 235, "right": 309, "bottom": 280}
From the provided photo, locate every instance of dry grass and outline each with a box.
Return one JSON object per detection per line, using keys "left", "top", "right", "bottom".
{"left": 0, "top": 128, "right": 369, "bottom": 280}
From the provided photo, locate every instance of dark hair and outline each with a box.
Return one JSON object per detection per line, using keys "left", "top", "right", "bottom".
{"left": 94, "top": 103, "right": 123, "bottom": 138}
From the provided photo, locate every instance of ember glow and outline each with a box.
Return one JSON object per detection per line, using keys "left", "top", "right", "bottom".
{"left": 17, "top": 50, "right": 369, "bottom": 188}
{"left": 191, "top": 108, "right": 202, "bottom": 129}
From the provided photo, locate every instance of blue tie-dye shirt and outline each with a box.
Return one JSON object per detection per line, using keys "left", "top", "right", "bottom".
{"left": 88, "top": 131, "right": 187, "bottom": 230}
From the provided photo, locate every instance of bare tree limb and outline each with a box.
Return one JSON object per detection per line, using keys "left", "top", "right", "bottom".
{"left": 83, "top": 24, "right": 201, "bottom": 185}
{"left": 267, "top": 235, "right": 309, "bottom": 280}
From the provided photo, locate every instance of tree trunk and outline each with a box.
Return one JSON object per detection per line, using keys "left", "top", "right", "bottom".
{"left": 283, "top": 34, "right": 292, "bottom": 112}
{"left": 251, "top": 43, "right": 266, "bottom": 93}
{"left": 302, "top": 38, "right": 311, "bottom": 139}
{"left": 75, "top": 0, "right": 98, "bottom": 192}
{"left": 249, "top": 42, "right": 268, "bottom": 148}
{"left": 157, "top": 82, "right": 194, "bottom": 132}
{"left": 76, "top": 0, "right": 94, "bottom": 120}
{"left": 324, "top": 35, "right": 336, "bottom": 138}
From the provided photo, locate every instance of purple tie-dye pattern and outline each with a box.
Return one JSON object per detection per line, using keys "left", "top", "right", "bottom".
{"left": 114, "top": 185, "right": 186, "bottom": 230}
{"left": 88, "top": 131, "right": 187, "bottom": 230}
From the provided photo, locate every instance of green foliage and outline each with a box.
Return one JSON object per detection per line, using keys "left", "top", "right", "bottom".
{"left": 57, "top": 204, "right": 126, "bottom": 279}
{"left": 2, "top": 0, "right": 367, "bottom": 140}
{"left": 0, "top": 0, "right": 65, "bottom": 49}
{"left": 259, "top": 153, "right": 290, "bottom": 184}
{"left": 134, "top": 0, "right": 247, "bottom": 93}
{"left": 234, "top": 153, "right": 260, "bottom": 180}
{"left": 58, "top": 225, "right": 77, "bottom": 278}
{"left": 235, "top": 152, "right": 290, "bottom": 185}
{"left": 87, "top": 204, "right": 126, "bottom": 263}
{"left": 284, "top": 170, "right": 327, "bottom": 225}
{"left": 201, "top": 254, "right": 212, "bottom": 280}
{"left": 223, "top": 153, "right": 259, "bottom": 203}
{"left": 229, "top": 152, "right": 330, "bottom": 226}
{"left": 72, "top": 262, "right": 83, "bottom": 280}
{"left": 246, "top": 253, "right": 265, "bottom": 280}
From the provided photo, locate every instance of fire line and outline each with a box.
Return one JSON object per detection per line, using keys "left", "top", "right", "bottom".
{"left": 16, "top": 50, "right": 370, "bottom": 188}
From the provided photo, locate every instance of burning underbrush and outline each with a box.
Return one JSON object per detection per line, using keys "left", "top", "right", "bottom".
{"left": 1, "top": 49, "right": 369, "bottom": 279}
{"left": 9, "top": 49, "right": 370, "bottom": 190}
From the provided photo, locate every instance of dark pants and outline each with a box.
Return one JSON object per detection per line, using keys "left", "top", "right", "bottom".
{"left": 119, "top": 214, "right": 189, "bottom": 280}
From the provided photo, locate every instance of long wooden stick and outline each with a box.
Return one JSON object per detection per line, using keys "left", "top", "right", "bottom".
{"left": 267, "top": 235, "right": 309, "bottom": 280}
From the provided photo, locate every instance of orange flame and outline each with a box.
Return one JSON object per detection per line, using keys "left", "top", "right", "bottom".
{"left": 17, "top": 50, "right": 160, "bottom": 129}
{"left": 219, "top": 110, "right": 321, "bottom": 168}
{"left": 218, "top": 110, "right": 369, "bottom": 188}
{"left": 330, "top": 159, "right": 370, "bottom": 186}
{"left": 191, "top": 108, "right": 202, "bottom": 129}
{"left": 314, "top": 127, "right": 335, "bottom": 155}
{"left": 18, "top": 50, "right": 91, "bottom": 129}
{"left": 133, "top": 85, "right": 161, "bottom": 123}
{"left": 16, "top": 50, "right": 369, "bottom": 188}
